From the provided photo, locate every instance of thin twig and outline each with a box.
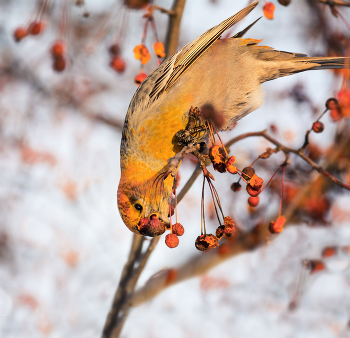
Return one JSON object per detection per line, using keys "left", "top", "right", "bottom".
{"left": 227, "top": 130, "right": 350, "bottom": 190}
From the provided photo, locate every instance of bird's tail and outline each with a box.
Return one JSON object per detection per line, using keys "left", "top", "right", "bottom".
{"left": 247, "top": 42, "right": 350, "bottom": 82}
{"left": 285, "top": 56, "right": 350, "bottom": 74}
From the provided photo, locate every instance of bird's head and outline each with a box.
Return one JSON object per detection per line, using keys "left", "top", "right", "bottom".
{"left": 117, "top": 173, "right": 172, "bottom": 237}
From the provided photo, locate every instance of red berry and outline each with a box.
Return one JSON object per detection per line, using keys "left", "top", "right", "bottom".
{"left": 134, "top": 72, "right": 147, "bottom": 85}
{"left": 246, "top": 184, "right": 261, "bottom": 197}
{"left": 13, "top": 27, "right": 28, "bottom": 42}
{"left": 308, "top": 260, "right": 325, "bottom": 274}
{"left": 248, "top": 196, "right": 259, "bottom": 207}
{"left": 139, "top": 218, "right": 149, "bottom": 232}
{"left": 321, "top": 246, "right": 337, "bottom": 258}
{"left": 223, "top": 216, "right": 235, "bottom": 237}
{"left": 195, "top": 234, "right": 218, "bottom": 251}
{"left": 165, "top": 234, "right": 179, "bottom": 248}
{"left": 213, "top": 162, "right": 226, "bottom": 173}
{"left": 326, "top": 98, "right": 338, "bottom": 110}
{"left": 231, "top": 182, "right": 242, "bottom": 192}
{"left": 51, "top": 41, "right": 65, "bottom": 58}
{"left": 226, "top": 156, "right": 237, "bottom": 174}
{"left": 312, "top": 121, "right": 324, "bottom": 133}
{"left": 109, "top": 44, "right": 120, "bottom": 56}
{"left": 110, "top": 56, "right": 126, "bottom": 73}
{"left": 29, "top": 21, "right": 45, "bottom": 35}
{"left": 53, "top": 57, "right": 66, "bottom": 72}
{"left": 216, "top": 225, "right": 225, "bottom": 239}
{"left": 242, "top": 167, "right": 255, "bottom": 181}
{"left": 209, "top": 145, "right": 227, "bottom": 172}
{"left": 172, "top": 223, "right": 184, "bottom": 236}
{"left": 195, "top": 235, "right": 209, "bottom": 251}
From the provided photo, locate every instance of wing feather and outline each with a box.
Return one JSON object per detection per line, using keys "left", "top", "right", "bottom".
{"left": 149, "top": 1, "right": 259, "bottom": 100}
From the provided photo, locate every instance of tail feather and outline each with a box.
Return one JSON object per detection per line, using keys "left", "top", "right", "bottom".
{"left": 294, "top": 56, "right": 350, "bottom": 70}
{"left": 248, "top": 43, "right": 350, "bottom": 81}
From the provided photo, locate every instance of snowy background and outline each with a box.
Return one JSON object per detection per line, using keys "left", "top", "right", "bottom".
{"left": 0, "top": 0, "right": 350, "bottom": 337}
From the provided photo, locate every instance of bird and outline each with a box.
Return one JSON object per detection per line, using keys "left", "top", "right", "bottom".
{"left": 118, "top": 1, "right": 349, "bottom": 237}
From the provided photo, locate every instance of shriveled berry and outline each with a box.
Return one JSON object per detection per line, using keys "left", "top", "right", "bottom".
{"left": 216, "top": 225, "right": 225, "bottom": 239}
{"left": 312, "top": 121, "right": 324, "bottom": 133}
{"left": 213, "top": 162, "right": 227, "bottom": 173}
{"left": 242, "top": 166, "right": 255, "bottom": 181}
{"left": 138, "top": 217, "right": 165, "bottom": 237}
{"left": 134, "top": 72, "right": 147, "bottom": 85}
{"left": 209, "top": 145, "right": 227, "bottom": 164}
{"left": 248, "top": 196, "right": 259, "bottom": 207}
{"left": 231, "top": 182, "right": 242, "bottom": 192}
{"left": 246, "top": 184, "right": 261, "bottom": 197}
{"left": 326, "top": 98, "right": 338, "bottom": 110}
{"left": 226, "top": 156, "right": 237, "bottom": 174}
{"left": 195, "top": 235, "right": 209, "bottom": 251}
{"left": 165, "top": 234, "right": 179, "bottom": 248}
{"left": 224, "top": 216, "right": 235, "bottom": 237}
{"left": 259, "top": 151, "right": 271, "bottom": 159}
{"left": 51, "top": 41, "right": 65, "bottom": 58}
{"left": 249, "top": 174, "right": 263, "bottom": 189}
{"left": 110, "top": 56, "right": 126, "bottom": 73}
{"left": 13, "top": 27, "right": 27, "bottom": 42}
{"left": 109, "top": 44, "right": 120, "bottom": 56}
{"left": 139, "top": 217, "right": 149, "bottom": 232}
{"left": 149, "top": 218, "right": 165, "bottom": 235}
{"left": 53, "top": 57, "right": 66, "bottom": 72}
{"left": 172, "top": 223, "right": 184, "bottom": 236}
{"left": 204, "top": 234, "right": 219, "bottom": 248}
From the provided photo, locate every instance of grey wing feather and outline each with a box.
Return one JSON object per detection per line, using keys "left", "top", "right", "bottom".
{"left": 231, "top": 17, "right": 262, "bottom": 38}
{"left": 149, "top": 1, "right": 259, "bottom": 100}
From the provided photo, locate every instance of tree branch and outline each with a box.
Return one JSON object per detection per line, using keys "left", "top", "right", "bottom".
{"left": 165, "top": 0, "right": 187, "bottom": 57}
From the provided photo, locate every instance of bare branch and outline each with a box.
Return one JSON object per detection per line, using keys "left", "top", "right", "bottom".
{"left": 165, "top": 0, "right": 187, "bottom": 56}
{"left": 226, "top": 130, "right": 350, "bottom": 190}
{"left": 311, "top": 0, "right": 350, "bottom": 7}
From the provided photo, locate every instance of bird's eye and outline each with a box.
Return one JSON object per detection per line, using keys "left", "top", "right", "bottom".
{"left": 134, "top": 203, "right": 143, "bottom": 211}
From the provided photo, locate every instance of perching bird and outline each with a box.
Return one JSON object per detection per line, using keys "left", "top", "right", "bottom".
{"left": 118, "top": 1, "right": 349, "bottom": 237}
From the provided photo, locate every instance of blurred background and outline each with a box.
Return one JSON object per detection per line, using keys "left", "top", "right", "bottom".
{"left": 0, "top": 0, "right": 350, "bottom": 337}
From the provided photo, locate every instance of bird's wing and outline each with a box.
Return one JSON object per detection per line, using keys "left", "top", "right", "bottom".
{"left": 149, "top": 1, "right": 259, "bottom": 101}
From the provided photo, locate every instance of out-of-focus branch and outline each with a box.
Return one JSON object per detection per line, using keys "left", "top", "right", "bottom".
{"left": 83, "top": 112, "right": 123, "bottom": 130}
{"left": 165, "top": 0, "right": 187, "bottom": 56}
{"left": 153, "top": 5, "right": 176, "bottom": 16}
{"left": 311, "top": 0, "right": 350, "bottom": 7}
{"left": 102, "top": 235, "right": 144, "bottom": 338}
{"left": 102, "top": 236, "right": 160, "bottom": 338}
{"left": 130, "top": 224, "right": 272, "bottom": 307}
